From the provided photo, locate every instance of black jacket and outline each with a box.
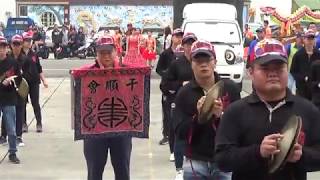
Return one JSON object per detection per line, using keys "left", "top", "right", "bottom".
{"left": 156, "top": 48, "right": 175, "bottom": 94}
{"left": 33, "top": 31, "right": 42, "bottom": 41}
{"left": 310, "top": 60, "right": 320, "bottom": 105}
{"left": 8, "top": 52, "right": 31, "bottom": 102}
{"left": 0, "top": 56, "right": 21, "bottom": 106}
{"left": 161, "top": 55, "right": 194, "bottom": 95}
{"left": 215, "top": 90, "right": 320, "bottom": 180}
{"left": 68, "top": 32, "right": 77, "bottom": 45}
{"left": 156, "top": 48, "right": 175, "bottom": 77}
{"left": 52, "top": 29, "right": 62, "bottom": 44}
{"left": 20, "top": 50, "right": 42, "bottom": 85}
{"left": 175, "top": 74, "right": 241, "bottom": 162}
{"left": 76, "top": 32, "right": 86, "bottom": 46}
{"left": 290, "top": 47, "right": 320, "bottom": 100}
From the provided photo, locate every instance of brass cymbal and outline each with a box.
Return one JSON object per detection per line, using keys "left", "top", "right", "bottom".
{"left": 268, "top": 115, "right": 302, "bottom": 174}
{"left": 198, "top": 81, "right": 224, "bottom": 124}
{"left": 14, "top": 77, "right": 29, "bottom": 99}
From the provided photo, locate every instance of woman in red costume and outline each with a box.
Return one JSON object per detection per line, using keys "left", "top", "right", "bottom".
{"left": 142, "top": 31, "right": 157, "bottom": 68}
{"left": 123, "top": 28, "right": 145, "bottom": 66}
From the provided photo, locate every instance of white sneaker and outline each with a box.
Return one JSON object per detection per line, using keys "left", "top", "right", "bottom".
{"left": 17, "top": 138, "right": 25, "bottom": 147}
{"left": 175, "top": 170, "right": 183, "bottom": 180}
{"left": 170, "top": 153, "right": 175, "bottom": 162}
{"left": 18, "top": 142, "right": 25, "bottom": 147}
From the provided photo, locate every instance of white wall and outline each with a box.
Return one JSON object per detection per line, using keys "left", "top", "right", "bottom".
{"left": 0, "top": 0, "right": 16, "bottom": 25}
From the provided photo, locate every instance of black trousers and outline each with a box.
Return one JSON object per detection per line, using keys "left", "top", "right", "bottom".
{"left": 24, "top": 83, "right": 42, "bottom": 125}
{"left": 162, "top": 94, "right": 176, "bottom": 153}
{"left": 161, "top": 94, "right": 171, "bottom": 138}
{"left": 1, "top": 100, "right": 26, "bottom": 137}
{"left": 84, "top": 137, "right": 132, "bottom": 180}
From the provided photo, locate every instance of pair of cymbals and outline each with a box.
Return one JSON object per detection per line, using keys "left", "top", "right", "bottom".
{"left": 268, "top": 115, "right": 302, "bottom": 174}
{"left": 198, "top": 81, "right": 224, "bottom": 124}
{"left": 18, "top": 78, "right": 29, "bottom": 99}
{"left": 12, "top": 77, "right": 29, "bottom": 99}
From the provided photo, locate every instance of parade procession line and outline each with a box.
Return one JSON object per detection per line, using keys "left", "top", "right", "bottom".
{"left": 0, "top": 77, "right": 319, "bottom": 179}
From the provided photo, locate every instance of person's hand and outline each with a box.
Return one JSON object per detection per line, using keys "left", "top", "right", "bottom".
{"left": 2, "top": 75, "right": 17, "bottom": 86}
{"left": 211, "top": 98, "right": 223, "bottom": 118}
{"left": 42, "top": 80, "right": 48, "bottom": 88}
{"left": 196, "top": 96, "right": 206, "bottom": 115}
{"left": 287, "top": 143, "right": 303, "bottom": 163}
{"left": 260, "top": 133, "right": 284, "bottom": 158}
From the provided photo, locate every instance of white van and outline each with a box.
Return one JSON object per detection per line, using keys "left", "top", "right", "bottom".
{"left": 182, "top": 3, "right": 245, "bottom": 86}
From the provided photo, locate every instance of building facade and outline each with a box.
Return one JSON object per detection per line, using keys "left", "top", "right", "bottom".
{"left": 0, "top": 0, "right": 16, "bottom": 25}
{"left": 16, "top": 0, "right": 69, "bottom": 27}
{"left": 16, "top": 0, "right": 173, "bottom": 31}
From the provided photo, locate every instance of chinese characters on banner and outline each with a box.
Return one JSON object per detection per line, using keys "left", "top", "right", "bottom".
{"left": 71, "top": 67, "right": 151, "bottom": 140}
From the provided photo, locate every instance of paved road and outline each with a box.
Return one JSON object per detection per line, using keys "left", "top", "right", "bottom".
{"left": 41, "top": 58, "right": 93, "bottom": 78}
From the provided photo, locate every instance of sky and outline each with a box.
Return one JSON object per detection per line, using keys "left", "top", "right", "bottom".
{"left": 250, "top": 0, "right": 292, "bottom": 16}
{"left": 0, "top": 0, "right": 16, "bottom": 24}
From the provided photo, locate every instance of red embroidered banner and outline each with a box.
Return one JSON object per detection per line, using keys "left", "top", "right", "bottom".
{"left": 71, "top": 66, "right": 151, "bottom": 140}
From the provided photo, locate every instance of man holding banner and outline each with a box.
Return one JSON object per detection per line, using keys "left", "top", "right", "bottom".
{"left": 71, "top": 35, "right": 150, "bottom": 180}
{"left": 83, "top": 35, "right": 132, "bottom": 180}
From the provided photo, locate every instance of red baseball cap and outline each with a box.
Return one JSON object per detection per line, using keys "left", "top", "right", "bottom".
{"left": 96, "top": 35, "right": 115, "bottom": 52}
{"left": 254, "top": 39, "right": 287, "bottom": 65}
{"left": 0, "top": 36, "right": 8, "bottom": 45}
{"left": 11, "top": 34, "right": 23, "bottom": 43}
{"left": 191, "top": 40, "right": 216, "bottom": 59}
{"left": 304, "top": 30, "right": 316, "bottom": 38}
{"left": 22, "top": 32, "right": 33, "bottom": 40}
{"left": 182, "top": 32, "right": 197, "bottom": 45}
{"left": 172, "top": 28, "right": 184, "bottom": 36}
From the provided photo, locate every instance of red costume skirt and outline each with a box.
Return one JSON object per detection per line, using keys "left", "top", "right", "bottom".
{"left": 142, "top": 49, "right": 157, "bottom": 61}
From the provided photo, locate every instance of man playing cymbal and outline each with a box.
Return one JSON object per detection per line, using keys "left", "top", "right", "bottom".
{"left": 215, "top": 39, "right": 320, "bottom": 180}
{"left": 174, "top": 40, "right": 240, "bottom": 179}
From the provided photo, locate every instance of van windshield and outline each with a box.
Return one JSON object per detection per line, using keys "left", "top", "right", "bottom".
{"left": 184, "top": 22, "right": 241, "bottom": 44}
